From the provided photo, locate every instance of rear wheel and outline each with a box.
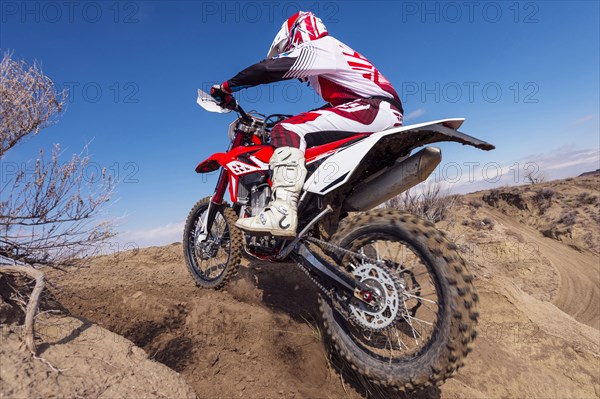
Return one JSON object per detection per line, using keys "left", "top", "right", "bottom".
{"left": 319, "top": 209, "right": 478, "bottom": 391}
{"left": 183, "top": 197, "right": 243, "bottom": 289}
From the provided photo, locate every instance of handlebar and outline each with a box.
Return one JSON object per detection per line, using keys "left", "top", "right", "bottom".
{"left": 219, "top": 95, "right": 251, "bottom": 122}
{"left": 235, "top": 102, "right": 251, "bottom": 122}
{"left": 216, "top": 93, "right": 291, "bottom": 126}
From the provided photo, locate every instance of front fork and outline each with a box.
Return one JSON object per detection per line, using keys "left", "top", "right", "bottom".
{"left": 197, "top": 168, "right": 230, "bottom": 243}
{"left": 198, "top": 131, "right": 245, "bottom": 243}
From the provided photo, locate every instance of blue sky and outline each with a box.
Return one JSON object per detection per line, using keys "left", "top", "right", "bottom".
{"left": 1, "top": 0, "right": 599, "bottom": 247}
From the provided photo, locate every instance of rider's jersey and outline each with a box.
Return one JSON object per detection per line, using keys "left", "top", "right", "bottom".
{"left": 225, "top": 36, "right": 400, "bottom": 107}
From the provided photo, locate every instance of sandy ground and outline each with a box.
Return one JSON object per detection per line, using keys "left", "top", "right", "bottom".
{"left": 1, "top": 315, "right": 195, "bottom": 398}
{"left": 2, "top": 173, "right": 599, "bottom": 398}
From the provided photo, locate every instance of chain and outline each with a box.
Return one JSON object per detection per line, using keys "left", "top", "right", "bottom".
{"left": 294, "top": 236, "right": 359, "bottom": 316}
{"left": 296, "top": 260, "right": 355, "bottom": 321}
{"left": 296, "top": 261, "right": 331, "bottom": 299}
{"left": 304, "top": 236, "right": 383, "bottom": 265}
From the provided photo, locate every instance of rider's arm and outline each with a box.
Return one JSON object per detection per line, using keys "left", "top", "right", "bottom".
{"left": 222, "top": 42, "right": 337, "bottom": 93}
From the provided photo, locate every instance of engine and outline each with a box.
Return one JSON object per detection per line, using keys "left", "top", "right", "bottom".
{"left": 237, "top": 173, "right": 271, "bottom": 217}
{"left": 236, "top": 173, "right": 281, "bottom": 256}
{"left": 250, "top": 183, "right": 271, "bottom": 216}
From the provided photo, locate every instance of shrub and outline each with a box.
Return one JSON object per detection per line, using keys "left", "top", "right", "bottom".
{"left": 481, "top": 217, "right": 495, "bottom": 229}
{"left": 576, "top": 192, "right": 598, "bottom": 206}
{"left": 386, "top": 184, "right": 458, "bottom": 223}
{"left": 534, "top": 188, "right": 555, "bottom": 201}
{"left": 468, "top": 199, "right": 483, "bottom": 209}
{"left": 0, "top": 53, "right": 113, "bottom": 354}
{"left": 541, "top": 224, "right": 572, "bottom": 240}
{"left": 558, "top": 211, "right": 577, "bottom": 226}
{"left": 525, "top": 170, "right": 545, "bottom": 184}
{"left": 532, "top": 189, "right": 555, "bottom": 214}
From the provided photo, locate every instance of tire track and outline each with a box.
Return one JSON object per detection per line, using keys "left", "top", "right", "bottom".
{"left": 485, "top": 208, "right": 600, "bottom": 330}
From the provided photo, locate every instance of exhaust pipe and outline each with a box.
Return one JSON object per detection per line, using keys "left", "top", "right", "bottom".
{"left": 343, "top": 146, "right": 442, "bottom": 212}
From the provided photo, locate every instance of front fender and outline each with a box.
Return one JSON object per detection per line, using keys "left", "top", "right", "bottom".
{"left": 195, "top": 144, "right": 274, "bottom": 174}
{"left": 195, "top": 153, "right": 226, "bottom": 173}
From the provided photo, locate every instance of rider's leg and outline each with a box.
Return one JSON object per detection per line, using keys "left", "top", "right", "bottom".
{"left": 234, "top": 99, "right": 402, "bottom": 236}
{"left": 275, "top": 99, "right": 403, "bottom": 150}
{"left": 235, "top": 146, "right": 306, "bottom": 237}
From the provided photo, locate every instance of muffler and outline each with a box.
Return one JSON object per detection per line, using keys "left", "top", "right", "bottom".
{"left": 343, "top": 146, "right": 442, "bottom": 211}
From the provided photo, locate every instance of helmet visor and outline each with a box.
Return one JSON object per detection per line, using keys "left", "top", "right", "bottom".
{"left": 267, "top": 22, "right": 289, "bottom": 59}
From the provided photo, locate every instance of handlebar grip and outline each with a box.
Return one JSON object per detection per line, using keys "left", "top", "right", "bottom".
{"left": 224, "top": 96, "right": 237, "bottom": 110}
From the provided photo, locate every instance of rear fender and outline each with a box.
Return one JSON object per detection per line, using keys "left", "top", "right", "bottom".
{"left": 303, "top": 118, "right": 495, "bottom": 195}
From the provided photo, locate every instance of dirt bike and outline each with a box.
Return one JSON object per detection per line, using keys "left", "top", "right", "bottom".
{"left": 183, "top": 89, "right": 494, "bottom": 391}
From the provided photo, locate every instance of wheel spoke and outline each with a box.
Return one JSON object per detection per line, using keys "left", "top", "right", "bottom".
{"left": 403, "top": 286, "right": 437, "bottom": 297}
{"left": 329, "top": 234, "right": 442, "bottom": 364}
{"left": 405, "top": 315, "right": 434, "bottom": 326}
{"left": 408, "top": 298, "right": 439, "bottom": 316}
{"left": 192, "top": 210, "right": 230, "bottom": 282}
{"left": 405, "top": 293, "right": 438, "bottom": 305}
{"left": 402, "top": 314, "right": 420, "bottom": 346}
{"left": 393, "top": 328, "right": 408, "bottom": 351}
{"left": 314, "top": 209, "right": 479, "bottom": 386}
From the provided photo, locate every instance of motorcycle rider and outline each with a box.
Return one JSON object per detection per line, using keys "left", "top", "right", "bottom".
{"left": 210, "top": 11, "right": 403, "bottom": 237}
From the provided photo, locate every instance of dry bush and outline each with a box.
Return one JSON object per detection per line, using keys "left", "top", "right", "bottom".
{"left": 532, "top": 188, "right": 555, "bottom": 214}
{"left": 525, "top": 169, "right": 545, "bottom": 185}
{"left": 483, "top": 188, "right": 529, "bottom": 211}
{"left": 386, "top": 184, "right": 457, "bottom": 223}
{"left": 1, "top": 144, "right": 113, "bottom": 263}
{"left": 0, "top": 54, "right": 64, "bottom": 156}
{"left": 481, "top": 217, "right": 495, "bottom": 229}
{"left": 0, "top": 52, "right": 113, "bottom": 354}
{"left": 540, "top": 221, "right": 572, "bottom": 241}
{"left": 557, "top": 210, "right": 577, "bottom": 227}
{"left": 576, "top": 192, "right": 598, "bottom": 206}
{"left": 533, "top": 188, "right": 555, "bottom": 202}
{"left": 461, "top": 216, "right": 495, "bottom": 231}
{"left": 468, "top": 198, "right": 483, "bottom": 209}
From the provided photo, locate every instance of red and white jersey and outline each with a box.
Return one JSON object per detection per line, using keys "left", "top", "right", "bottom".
{"left": 225, "top": 36, "right": 400, "bottom": 107}
{"left": 285, "top": 36, "right": 400, "bottom": 106}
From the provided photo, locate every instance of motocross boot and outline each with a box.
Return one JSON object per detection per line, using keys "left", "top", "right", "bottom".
{"left": 235, "top": 147, "right": 307, "bottom": 237}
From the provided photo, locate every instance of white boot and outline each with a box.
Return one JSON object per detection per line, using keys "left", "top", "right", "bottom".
{"left": 235, "top": 147, "right": 307, "bottom": 237}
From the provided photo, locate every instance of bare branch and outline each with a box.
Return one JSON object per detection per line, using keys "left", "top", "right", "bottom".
{"left": 525, "top": 169, "right": 545, "bottom": 185}
{"left": 0, "top": 52, "right": 66, "bottom": 156}
{"left": 0, "top": 53, "right": 114, "bottom": 361}
{"left": 0, "top": 53, "right": 114, "bottom": 265}
{"left": 0, "top": 261, "right": 45, "bottom": 354}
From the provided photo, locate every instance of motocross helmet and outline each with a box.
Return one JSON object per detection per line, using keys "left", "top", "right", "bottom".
{"left": 267, "top": 11, "right": 328, "bottom": 59}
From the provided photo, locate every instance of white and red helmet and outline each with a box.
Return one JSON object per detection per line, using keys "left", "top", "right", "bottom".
{"left": 267, "top": 11, "right": 328, "bottom": 59}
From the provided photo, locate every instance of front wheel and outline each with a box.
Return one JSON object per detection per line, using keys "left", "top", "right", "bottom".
{"left": 320, "top": 209, "right": 479, "bottom": 392}
{"left": 183, "top": 197, "right": 243, "bottom": 289}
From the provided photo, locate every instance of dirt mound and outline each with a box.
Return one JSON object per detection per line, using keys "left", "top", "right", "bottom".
{"left": 442, "top": 277, "right": 599, "bottom": 398}
{"left": 479, "top": 173, "right": 600, "bottom": 254}
{"left": 579, "top": 169, "right": 600, "bottom": 177}
{"left": 9, "top": 174, "right": 598, "bottom": 398}
{"left": 45, "top": 245, "right": 375, "bottom": 399}
{"left": 457, "top": 174, "right": 600, "bottom": 330}
{"left": 0, "top": 314, "right": 195, "bottom": 398}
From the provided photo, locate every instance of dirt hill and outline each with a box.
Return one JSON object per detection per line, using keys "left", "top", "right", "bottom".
{"left": 1, "top": 313, "right": 196, "bottom": 398}
{"left": 2, "top": 173, "right": 599, "bottom": 398}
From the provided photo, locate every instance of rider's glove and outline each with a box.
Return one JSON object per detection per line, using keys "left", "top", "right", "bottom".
{"left": 210, "top": 83, "right": 236, "bottom": 109}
